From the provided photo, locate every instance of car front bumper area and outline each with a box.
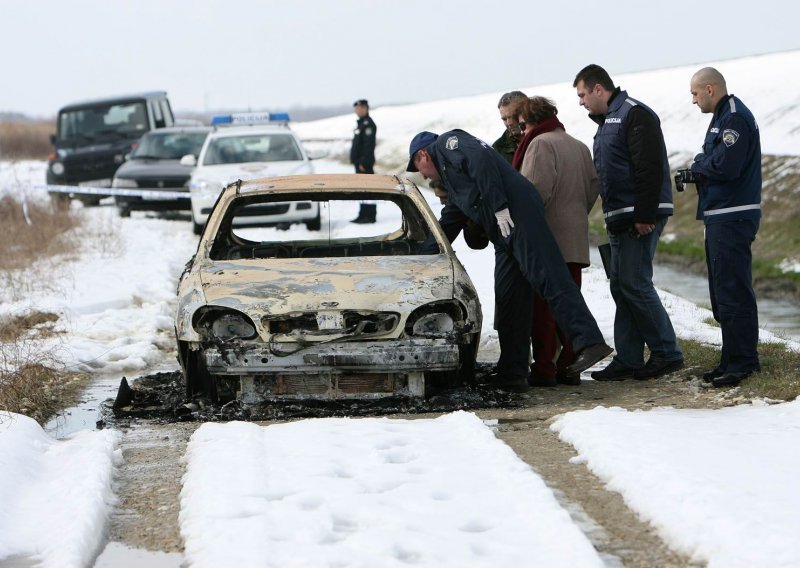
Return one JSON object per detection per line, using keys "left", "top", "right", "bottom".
{"left": 203, "top": 338, "right": 461, "bottom": 401}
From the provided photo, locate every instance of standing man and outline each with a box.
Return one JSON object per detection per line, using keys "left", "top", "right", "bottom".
{"left": 408, "top": 130, "right": 612, "bottom": 393}
{"left": 350, "top": 99, "right": 377, "bottom": 223}
{"left": 492, "top": 91, "right": 527, "bottom": 163}
{"left": 573, "top": 64, "right": 683, "bottom": 381}
{"left": 688, "top": 67, "right": 761, "bottom": 387}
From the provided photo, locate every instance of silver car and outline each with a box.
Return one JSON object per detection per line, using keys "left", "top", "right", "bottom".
{"left": 175, "top": 174, "right": 482, "bottom": 402}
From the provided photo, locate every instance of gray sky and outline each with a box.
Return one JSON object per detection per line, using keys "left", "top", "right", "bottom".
{"left": 2, "top": 0, "right": 797, "bottom": 118}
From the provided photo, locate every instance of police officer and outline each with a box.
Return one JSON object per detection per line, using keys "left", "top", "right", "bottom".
{"left": 573, "top": 64, "right": 683, "bottom": 381}
{"left": 408, "top": 129, "right": 613, "bottom": 393}
{"left": 688, "top": 67, "right": 761, "bottom": 387}
{"left": 350, "top": 99, "right": 377, "bottom": 223}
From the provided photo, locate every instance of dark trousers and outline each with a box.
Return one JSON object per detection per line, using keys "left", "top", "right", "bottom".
{"left": 705, "top": 220, "right": 760, "bottom": 373}
{"left": 531, "top": 263, "right": 582, "bottom": 378}
{"left": 494, "top": 228, "right": 605, "bottom": 378}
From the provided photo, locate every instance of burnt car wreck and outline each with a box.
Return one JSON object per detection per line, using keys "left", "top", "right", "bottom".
{"left": 175, "top": 174, "right": 482, "bottom": 402}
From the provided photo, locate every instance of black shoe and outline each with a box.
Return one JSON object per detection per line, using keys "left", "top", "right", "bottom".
{"left": 556, "top": 372, "right": 582, "bottom": 386}
{"left": 486, "top": 372, "right": 530, "bottom": 393}
{"left": 528, "top": 373, "right": 557, "bottom": 387}
{"left": 591, "top": 361, "right": 638, "bottom": 381}
{"left": 712, "top": 371, "right": 752, "bottom": 388}
{"left": 566, "top": 343, "right": 614, "bottom": 375}
{"left": 634, "top": 357, "right": 684, "bottom": 380}
{"left": 702, "top": 367, "right": 725, "bottom": 383}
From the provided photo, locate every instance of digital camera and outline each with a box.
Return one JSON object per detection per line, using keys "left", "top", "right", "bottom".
{"left": 674, "top": 168, "right": 696, "bottom": 192}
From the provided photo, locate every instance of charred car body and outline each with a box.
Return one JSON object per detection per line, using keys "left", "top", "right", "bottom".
{"left": 175, "top": 174, "right": 482, "bottom": 402}
{"left": 47, "top": 92, "right": 174, "bottom": 204}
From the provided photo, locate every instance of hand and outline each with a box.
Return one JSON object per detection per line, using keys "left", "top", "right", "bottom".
{"left": 633, "top": 223, "right": 655, "bottom": 237}
{"left": 495, "top": 208, "right": 514, "bottom": 238}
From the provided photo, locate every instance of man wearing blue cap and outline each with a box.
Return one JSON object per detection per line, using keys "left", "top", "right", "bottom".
{"left": 408, "top": 130, "right": 613, "bottom": 393}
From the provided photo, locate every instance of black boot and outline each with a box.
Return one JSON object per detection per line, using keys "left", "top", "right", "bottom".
{"left": 351, "top": 203, "right": 377, "bottom": 224}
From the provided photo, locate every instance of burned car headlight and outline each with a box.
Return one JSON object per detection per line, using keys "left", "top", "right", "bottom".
{"left": 412, "top": 313, "right": 454, "bottom": 336}
{"left": 405, "top": 301, "right": 464, "bottom": 338}
{"left": 194, "top": 308, "right": 257, "bottom": 341}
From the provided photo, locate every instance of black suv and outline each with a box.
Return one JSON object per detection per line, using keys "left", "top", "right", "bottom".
{"left": 47, "top": 92, "right": 174, "bottom": 205}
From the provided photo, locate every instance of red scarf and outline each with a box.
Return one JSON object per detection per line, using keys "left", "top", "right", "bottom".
{"left": 511, "top": 115, "right": 565, "bottom": 171}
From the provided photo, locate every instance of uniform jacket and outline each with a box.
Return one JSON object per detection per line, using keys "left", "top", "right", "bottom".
{"left": 690, "top": 94, "right": 761, "bottom": 225}
{"left": 519, "top": 128, "right": 599, "bottom": 266}
{"left": 350, "top": 115, "right": 376, "bottom": 169}
{"left": 591, "top": 89, "right": 673, "bottom": 232}
{"left": 428, "top": 129, "right": 547, "bottom": 248}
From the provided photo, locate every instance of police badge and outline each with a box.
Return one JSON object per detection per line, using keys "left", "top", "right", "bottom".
{"left": 445, "top": 136, "right": 459, "bottom": 150}
{"left": 722, "top": 129, "right": 740, "bottom": 147}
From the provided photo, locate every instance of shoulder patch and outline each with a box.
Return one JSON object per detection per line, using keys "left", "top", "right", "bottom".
{"left": 445, "top": 136, "right": 459, "bottom": 150}
{"left": 722, "top": 129, "right": 740, "bottom": 147}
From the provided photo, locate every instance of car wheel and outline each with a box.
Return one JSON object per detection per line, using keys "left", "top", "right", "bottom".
{"left": 78, "top": 195, "right": 103, "bottom": 207}
{"left": 305, "top": 211, "right": 322, "bottom": 231}
{"left": 118, "top": 207, "right": 131, "bottom": 218}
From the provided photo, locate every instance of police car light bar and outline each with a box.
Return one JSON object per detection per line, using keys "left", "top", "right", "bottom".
{"left": 211, "top": 112, "right": 291, "bottom": 126}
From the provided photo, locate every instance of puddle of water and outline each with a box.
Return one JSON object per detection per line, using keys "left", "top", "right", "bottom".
{"left": 94, "top": 542, "right": 182, "bottom": 568}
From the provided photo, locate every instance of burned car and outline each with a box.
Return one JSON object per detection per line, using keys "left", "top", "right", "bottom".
{"left": 175, "top": 174, "right": 482, "bottom": 402}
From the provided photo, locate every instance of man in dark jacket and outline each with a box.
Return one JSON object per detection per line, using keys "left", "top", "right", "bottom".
{"left": 408, "top": 130, "right": 613, "bottom": 393}
{"left": 573, "top": 64, "right": 683, "bottom": 381}
{"left": 492, "top": 91, "right": 527, "bottom": 163}
{"left": 689, "top": 67, "right": 761, "bottom": 387}
{"left": 350, "top": 99, "right": 377, "bottom": 223}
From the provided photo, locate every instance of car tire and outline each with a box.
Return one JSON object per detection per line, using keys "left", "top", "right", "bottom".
{"left": 305, "top": 210, "right": 322, "bottom": 231}
{"left": 118, "top": 207, "right": 131, "bottom": 218}
{"left": 192, "top": 215, "right": 204, "bottom": 235}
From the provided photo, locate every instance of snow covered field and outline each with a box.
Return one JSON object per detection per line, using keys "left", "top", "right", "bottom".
{"left": 2, "top": 50, "right": 800, "bottom": 567}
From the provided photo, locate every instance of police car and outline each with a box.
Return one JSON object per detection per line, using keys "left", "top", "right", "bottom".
{"left": 184, "top": 112, "right": 317, "bottom": 234}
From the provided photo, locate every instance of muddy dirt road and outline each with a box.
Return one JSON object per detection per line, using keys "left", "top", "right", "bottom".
{"left": 106, "top": 368, "right": 741, "bottom": 566}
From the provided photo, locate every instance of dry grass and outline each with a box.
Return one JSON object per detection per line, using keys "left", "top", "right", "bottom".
{"left": 0, "top": 194, "right": 81, "bottom": 300}
{"left": 0, "top": 339, "right": 89, "bottom": 425}
{"left": 0, "top": 120, "right": 55, "bottom": 160}
{"left": 0, "top": 312, "right": 60, "bottom": 342}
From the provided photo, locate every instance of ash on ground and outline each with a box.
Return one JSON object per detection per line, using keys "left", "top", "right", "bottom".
{"left": 100, "top": 364, "right": 523, "bottom": 427}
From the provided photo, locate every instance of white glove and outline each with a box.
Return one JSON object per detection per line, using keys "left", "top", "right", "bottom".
{"left": 495, "top": 208, "right": 514, "bottom": 238}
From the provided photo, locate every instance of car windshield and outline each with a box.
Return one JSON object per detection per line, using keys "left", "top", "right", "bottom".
{"left": 57, "top": 101, "right": 148, "bottom": 143}
{"left": 132, "top": 131, "right": 209, "bottom": 160}
{"left": 209, "top": 194, "right": 440, "bottom": 260}
{"left": 202, "top": 133, "right": 303, "bottom": 165}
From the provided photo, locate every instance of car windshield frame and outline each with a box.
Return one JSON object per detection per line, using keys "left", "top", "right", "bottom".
{"left": 207, "top": 192, "right": 442, "bottom": 260}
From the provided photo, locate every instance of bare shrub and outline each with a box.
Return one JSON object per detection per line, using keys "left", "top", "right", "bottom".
{"left": 0, "top": 121, "right": 55, "bottom": 160}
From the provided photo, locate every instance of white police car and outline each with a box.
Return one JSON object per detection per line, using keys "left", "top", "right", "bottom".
{"left": 184, "top": 112, "right": 317, "bottom": 234}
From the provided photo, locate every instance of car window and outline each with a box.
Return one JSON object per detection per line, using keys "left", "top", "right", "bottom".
{"left": 133, "top": 131, "right": 209, "bottom": 159}
{"left": 209, "top": 195, "right": 439, "bottom": 260}
{"left": 58, "top": 101, "right": 149, "bottom": 142}
{"left": 202, "top": 134, "right": 302, "bottom": 165}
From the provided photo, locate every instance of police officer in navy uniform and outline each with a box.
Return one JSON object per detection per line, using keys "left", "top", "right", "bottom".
{"left": 407, "top": 129, "right": 613, "bottom": 393}
{"left": 573, "top": 64, "right": 683, "bottom": 381}
{"left": 350, "top": 99, "right": 377, "bottom": 223}
{"left": 688, "top": 67, "right": 761, "bottom": 387}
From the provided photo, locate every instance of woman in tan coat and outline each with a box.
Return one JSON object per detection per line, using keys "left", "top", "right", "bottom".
{"left": 510, "top": 96, "right": 599, "bottom": 386}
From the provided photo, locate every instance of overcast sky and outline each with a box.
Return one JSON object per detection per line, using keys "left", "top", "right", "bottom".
{"left": 2, "top": 0, "right": 798, "bottom": 118}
